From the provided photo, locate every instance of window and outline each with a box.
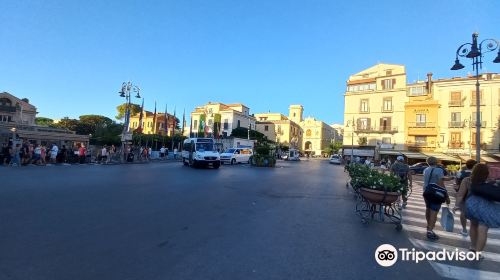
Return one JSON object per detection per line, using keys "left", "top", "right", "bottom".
{"left": 346, "top": 83, "right": 376, "bottom": 92}
{"left": 360, "top": 99, "right": 369, "bottom": 113}
{"left": 450, "top": 132, "right": 462, "bottom": 148}
{"left": 450, "top": 112, "right": 461, "bottom": 127}
{"left": 415, "top": 136, "right": 427, "bottom": 145}
{"left": 408, "top": 86, "right": 426, "bottom": 96}
{"left": 358, "top": 118, "right": 370, "bottom": 130}
{"left": 416, "top": 114, "right": 426, "bottom": 125}
{"left": 470, "top": 90, "right": 484, "bottom": 106}
{"left": 193, "top": 120, "right": 198, "bottom": 129}
{"left": 449, "top": 91, "right": 462, "bottom": 106}
{"left": 471, "top": 132, "right": 482, "bottom": 145}
{"left": 237, "top": 120, "right": 240, "bottom": 128}
{"left": 472, "top": 112, "right": 484, "bottom": 127}
{"left": 386, "top": 70, "right": 392, "bottom": 76}
{"left": 382, "top": 98, "right": 392, "bottom": 111}
{"left": 223, "top": 119, "right": 228, "bottom": 129}
{"left": 293, "top": 113, "right": 296, "bottom": 117}
{"left": 380, "top": 117, "right": 391, "bottom": 131}
{"left": 440, "top": 134, "right": 445, "bottom": 143}
{"left": 381, "top": 79, "right": 395, "bottom": 90}
{"left": 264, "top": 125, "right": 269, "bottom": 131}
{"left": 382, "top": 137, "right": 391, "bottom": 144}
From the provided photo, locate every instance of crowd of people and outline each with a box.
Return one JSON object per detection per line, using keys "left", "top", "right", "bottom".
{"left": 345, "top": 155, "right": 499, "bottom": 260}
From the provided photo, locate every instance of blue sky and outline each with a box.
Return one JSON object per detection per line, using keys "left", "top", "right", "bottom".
{"left": 1, "top": 0, "right": 499, "bottom": 124}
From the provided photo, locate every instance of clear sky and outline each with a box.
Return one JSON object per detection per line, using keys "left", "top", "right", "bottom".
{"left": 1, "top": 0, "right": 499, "bottom": 124}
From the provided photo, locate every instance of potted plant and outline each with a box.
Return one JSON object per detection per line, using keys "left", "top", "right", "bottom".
{"left": 346, "top": 164, "right": 403, "bottom": 204}
{"left": 251, "top": 143, "right": 276, "bottom": 167}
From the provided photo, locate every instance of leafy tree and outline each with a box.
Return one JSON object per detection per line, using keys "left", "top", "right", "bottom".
{"left": 323, "top": 141, "right": 343, "bottom": 156}
{"left": 231, "top": 127, "right": 269, "bottom": 143}
{"left": 116, "top": 103, "right": 141, "bottom": 120}
{"left": 53, "top": 117, "right": 80, "bottom": 132}
{"left": 35, "top": 117, "right": 54, "bottom": 127}
{"left": 78, "top": 115, "right": 114, "bottom": 135}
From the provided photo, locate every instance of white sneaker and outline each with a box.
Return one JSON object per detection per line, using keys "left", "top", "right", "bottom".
{"left": 460, "top": 229, "right": 468, "bottom": 237}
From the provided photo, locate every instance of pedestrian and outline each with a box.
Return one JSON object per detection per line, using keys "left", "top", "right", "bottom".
{"left": 173, "top": 148, "right": 178, "bottom": 159}
{"left": 11, "top": 143, "right": 21, "bottom": 167}
{"left": 33, "top": 144, "right": 42, "bottom": 165}
{"left": 78, "top": 144, "right": 86, "bottom": 164}
{"left": 1, "top": 143, "right": 11, "bottom": 165}
{"left": 390, "top": 155, "right": 413, "bottom": 208}
{"left": 422, "top": 156, "right": 453, "bottom": 240}
{"left": 100, "top": 146, "right": 108, "bottom": 164}
{"left": 160, "top": 146, "right": 166, "bottom": 159}
{"left": 60, "top": 145, "right": 67, "bottom": 164}
{"left": 463, "top": 163, "right": 500, "bottom": 257}
{"left": 40, "top": 145, "right": 47, "bottom": 165}
{"left": 50, "top": 143, "right": 58, "bottom": 164}
{"left": 454, "top": 159, "right": 477, "bottom": 236}
{"left": 108, "top": 144, "right": 116, "bottom": 163}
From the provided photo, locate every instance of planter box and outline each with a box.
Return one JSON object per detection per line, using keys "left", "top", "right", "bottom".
{"left": 359, "top": 188, "right": 400, "bottom": 204}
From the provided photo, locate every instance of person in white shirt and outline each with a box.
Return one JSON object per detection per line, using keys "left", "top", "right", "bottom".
{"left": 160, "top": 146, "right": 166, "bottom": 159}
{"left": 50, "top": 144, "right": 58, "bottom": 164}
{"left": 174, "top": 148, "right": 178, "bottom": 159}
{"left": 101, "top": 146, "right": 108, "bottom": 164}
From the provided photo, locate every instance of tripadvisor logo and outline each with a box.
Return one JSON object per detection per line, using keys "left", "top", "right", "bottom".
{"left": 375, "top": 244, "right": 398, "bottom": 267}
{"left": 375, "top": 244, "right": 481, "bottom": 267}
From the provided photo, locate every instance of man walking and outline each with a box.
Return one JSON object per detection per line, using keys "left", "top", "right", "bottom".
{"left": 390, "top": 155, "right": 413, "bottom": 208}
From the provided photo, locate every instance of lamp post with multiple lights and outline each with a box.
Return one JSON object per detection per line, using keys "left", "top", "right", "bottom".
{"left": 118, "top": 81, "right": 141, "bottom": 162}
{"left": 451, "top": 32, "right": 500, "bottom": 162}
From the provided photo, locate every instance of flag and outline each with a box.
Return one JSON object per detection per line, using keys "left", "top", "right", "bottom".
{"left": 134, "top": 98, "right": 144, "bottom": 134}
{"left": 172, "top": 107, "right": 177, "bottom": 136}
{"left": 181, "top": 108, "right": 186, "bottom": 135}
{"left": 152, "top": 101, "right": 157, "bottom": 134}
{"left": 164, "top": 104, "right": 169, "bottom": 135}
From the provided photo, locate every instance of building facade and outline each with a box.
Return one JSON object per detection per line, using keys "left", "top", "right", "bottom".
{"left": 301, "top": 117, "right": 335, "bottom": 156}
{"left": 129, "top": 111, "right": 177, "bottom": 136}
{"left": 254, "top": 105, "right": 303, "bottom": 149}
{"left": 343, "top": 64, "right": 408, "bottom": 155}
{"left": 0, "top": 92, "right": 89, "bottom": 146}
{"left": 189, "top": 102, "right": 256, "bottom": 138}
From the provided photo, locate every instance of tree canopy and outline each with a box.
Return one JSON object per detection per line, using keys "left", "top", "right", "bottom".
{"left": 116, "top": 103, "right": 141, "bottom": 120}
{"left": 35, "top": 117, "right": 54, "bottom": 127}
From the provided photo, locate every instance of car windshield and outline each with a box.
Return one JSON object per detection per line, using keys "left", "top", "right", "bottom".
{"left": 224, "top": 149, "right": 236, "bottom": 153}
{"left": 195, "top": 143, "right": 214, "bottom": 152}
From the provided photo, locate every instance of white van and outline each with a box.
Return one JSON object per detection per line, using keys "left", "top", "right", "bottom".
{"left": 283, "top": 149, "right": 300, "bottom": 161}
{"left": 220, "top": 148, "right": 253, "bottom": 165}
{"left": 182, "top": 138, "right": 221, "bottom": 168}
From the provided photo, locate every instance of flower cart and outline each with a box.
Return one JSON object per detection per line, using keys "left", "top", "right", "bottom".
{"left": 346, "top": 164, "right": 404, "bottom": 231}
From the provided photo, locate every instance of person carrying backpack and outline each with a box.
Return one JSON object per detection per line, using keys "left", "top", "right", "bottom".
{"left": 422, "top": 156, "right": 453, "bottom": 240}
{"left": 390, "top": 156, "right": 412, "bottom": 208}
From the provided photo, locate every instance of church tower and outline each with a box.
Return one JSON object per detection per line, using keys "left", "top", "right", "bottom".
{"left": 288, "top": 105, "right": 303, "bottom": 124}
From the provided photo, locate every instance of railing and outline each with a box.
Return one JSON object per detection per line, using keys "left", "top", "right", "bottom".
{"left": 407, "top": 141, "right": 430, "bottom": 147}
{"left": 354, "top": 126, "right": 374, "bottom": 133}
{"left": 448, "top": 142, "right": 464, "bottom": 149}
{"left": 407, "top": 122, "right": 436, "bottom": 128}
{"left": 378, "top": 126, "right": 398, "bottom": 133}
{"left": 0, "top": 105, "right": 16, "bottom": 112}
{"left": 448, "top": 100, "right": 463, "bottom": 106}
{"left": 448, "top": 121, "right": 464, "bottom": 128}
{"left": 470, "top": 101, "right": 486, "bottom": 106}
{"left": 359, "top": 108, "right": 370, "bottom": 113}
{"left": 354, "top": 126, "right": 398, "bottom": 133}
{"left": 471, "top": 121, "right": 487, "bottom": 128}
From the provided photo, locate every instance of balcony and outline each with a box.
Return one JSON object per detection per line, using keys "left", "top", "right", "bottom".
{"left": 448, "top": 121, "right": 464, "bottom": 128}
{"left": 471, "top": 121, "right": 487, "bottom": 128}
{"left": 407, "top": 122, "right": 436, "bottom": 128}
{"left": 354, "top": 126, "right": 374, "bottom": 133}
{"left": 0, "top": 105, "right": 16, "bottom": 113}
{"left": 448, "top": 100, "right": 463, "bottom": 106}
{"left": 378, "top": 126, "right": 398, "bottom": 133}
{"left": 448, "top": 142, "right": 464, "bottom": 149}
{"left": 470, "top": 101, "right": 486, "bottom": 106}
{"left": 354, "top": 126, "right": 398, "bottom": 134}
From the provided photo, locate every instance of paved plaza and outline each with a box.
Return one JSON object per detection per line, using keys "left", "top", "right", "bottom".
{"left": 0, "top": 160, "right": 497, "bottom": 279}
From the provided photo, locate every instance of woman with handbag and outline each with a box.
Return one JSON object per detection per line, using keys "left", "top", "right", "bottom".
{"left": 464, "top": 163, "right": 500, "bottom": 258}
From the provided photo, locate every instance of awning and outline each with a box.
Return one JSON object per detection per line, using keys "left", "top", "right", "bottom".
{"left": 402, "top": 151, "right": 427, "bottom": 159}
{"left": 422, "top": 152, "right": 461, "bottom": 162}
{"left": 457, "top": 154, "right": 499, "bottom": 163}
{"left": 378, "top": 150, "right": 405, "bottom": 156}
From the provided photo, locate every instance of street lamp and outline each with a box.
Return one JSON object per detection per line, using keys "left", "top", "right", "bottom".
{"left": 118, "top": 81, "right": 141, "bottom": 162}
{"left": 346, "top": 116, "right": 355, "bottom": 162}
{"left": 451, "top": 32, "right": 500, "bottom": 162}
{"left": 10, "top": 127, "right": 16, "bottom": 148}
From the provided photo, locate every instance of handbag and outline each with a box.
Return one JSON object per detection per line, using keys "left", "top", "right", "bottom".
{"left": 423, "top": 168, "right": 448, "bottom": 204}
{"left": 440, "top": 206, "right": 454, "bottom": 232}
{"left": 471, "top": 181, "right": 500, "bottom": 202}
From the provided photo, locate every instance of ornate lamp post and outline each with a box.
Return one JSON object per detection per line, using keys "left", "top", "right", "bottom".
{"left": 118, "top": 81, "right": 141, "bottom": 162}
{"left": 451, "top": 33, "right": 500, "bottom": 162}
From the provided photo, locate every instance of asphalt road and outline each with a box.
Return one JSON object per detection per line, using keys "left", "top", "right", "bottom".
{"left": 0, "top": 160, "right": 439, "bottom": 280}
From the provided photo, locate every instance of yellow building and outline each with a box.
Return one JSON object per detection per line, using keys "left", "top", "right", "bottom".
{"left": 432, "top": 73, "right": 500, "bottom": 156}
{"left": 343, "top": 64, "right": 408, "bottom": 156}
{"left": 405, "top": 73, "right": 440, "bottom": 152}
{"left": 129, "top": 111, "right": 177, "bottom": 136}
{"left": 255, "top": 105, "right": 303, "bottom": 149}
{"left": 189, "top": 102, "right": 255, "bottom": 138}
{"left": 301, "top": 117, "right": 334, "bottom": 156}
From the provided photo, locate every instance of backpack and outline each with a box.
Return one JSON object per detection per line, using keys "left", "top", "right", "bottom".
{"left": 423, "top": 168, "right": 448, "bottom": 204}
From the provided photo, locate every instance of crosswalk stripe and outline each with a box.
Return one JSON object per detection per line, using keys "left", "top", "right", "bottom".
{"left": 408, "top": 237, "right": 500, "bottom": 263}
{"left": 402, "top": 224, "right": 500, "bottom": 247}
{"left": 428, "top": 261, "right": 500, "bottom": 280}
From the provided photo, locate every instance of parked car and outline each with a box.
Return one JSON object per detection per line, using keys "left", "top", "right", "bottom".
{"left": 409, "top": 162, "right": 448, "bottom": 175}
{"left": 220, "top": 148, "right": 253, "bottom": 165}
{"left": 329, "top": 154, "right": 342, "bottom": 164}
